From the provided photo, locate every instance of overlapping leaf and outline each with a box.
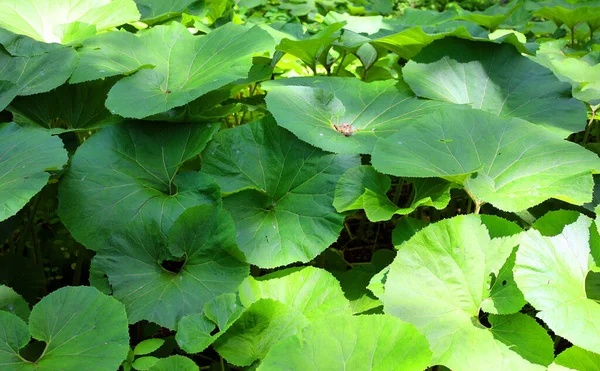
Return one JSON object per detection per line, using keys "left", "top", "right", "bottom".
{"left": 94, "top": 205, "right": 249, "bottom": 329}
{"left": 58, "top": 121, "right": 220, "bottom": 252}
{"left": 258, "top": 314, "right": 432, "bottom": 371}
{"left": 0, "top": 285, "right": 29, "bottom": 321}
{"left": 135, "top": 0, "right": 200, "bottom": 23}
{"left": 381, "top": 215, "right": 546, "bottom": 370}
{"left": 0, "top": 0, "right": 140, "bottom": 44}
{"left": 334, "top": 165, "right": 453, "bottom": 221}
{"left": 550, "top": 347, "right": 600, "bottom": 371}
{"left": 514, "top": 215, "right": 600, "bottom": 354}
{"left": 0, "top": 286, "right": 129, "bottom": 371}
{"left": 372, "top": 106, "right": 600, "bottom": 212}
{"left": 0, "top": 122, "right": 68, "bottom": 222}
{"left": 202, "top": 117, "right": 359, "bottom": 268}
{"left": 71, "top": 22, "right": 274, "bottom": 118}
{"left": 403, "top": 38, "right": 586, "bottom": 136}
{"left": 527, "top": 0, "right": 600, "bottom": 31}
{"left": 263, "top": 77, "right": 448, "bottom": 154}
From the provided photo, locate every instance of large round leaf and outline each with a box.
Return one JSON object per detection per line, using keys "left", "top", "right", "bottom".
{"left": 403, "top": 38, "right": 586, "bottom": 136}
{"left": 258, "top": 314, "right": 432, "bottom": 371}
{"left": 514, "top": 215, "right": 600, "bottom": 354}
{"left": 202, "top": 117, "right": 359, "bottom": 268}
{"left": 58, "top": 121, "right": 220, "bottom": 251}
{"left": 0, "top": 0, "right": 140, "bottom": 44}
{"left": 0, "top": 122, "right": 68, "bottom": 222}
{"left": 381, "top": 215, "right": 546, "bottom": 370}
{"left": 94, "top": 205, "right": 249, "bottom": 329}
{"left": 263, "top": 77, "right": 448, "bottom": 154}
{"left": 71, "top": 22, "right": 274, "bottom": 118}
{"left": 0, "top": 286, "right": 129, "bottom": 371}
{"left": 238, "top": 266, "right": 351, "bottom": 321}
{"left": 372, "top": 107, "right": 600, "bottom": 212}
{"left": 0, "top": 46, "right": 78, "bottom": 111}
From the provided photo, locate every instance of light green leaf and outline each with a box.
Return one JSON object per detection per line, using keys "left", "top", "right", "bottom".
{"left": 58, "top": 121, "right": 220, "bottom": 252}
{"left": 0, "top": 285, "right": 29, "bottom": 322}
{"left": 551, "top": 346, "right": 600, "bottom": 371}
{"left": 71, "top": 22, "right": 273, "bottom": 118}
{"left": 382, "top": 215, "right": 545, "bottom": 370}
{"left": 263, "top": 77, "right": 448, "bottom": 154}
{"left": 0, "top": 122, "right": 68, "bottom": 222}
{"left": 149, "top": 355, "right": 199, "bottom": 371}
{"left": 8, "top": 79, "right": 122, "bottom": 133}
{"left": 372, "top": 106, "right": 600, "bottom": 212}
{"left": 489, "top": 313, "right": 555, "bottom": 366}
{"left": 213, "top": 299, "right": 310, "bottom": 367}
{"left": 0, "top": 46, "right": 78, "bottom": 110}
{"left": 0, "top": 286, "right": 130, "bottom": 371}
{"left": 239, "top": 266, "right": 351, "bottom": 321}
{"left": 403, "top": 38, "right": 586, "bottom": 136}
{"left": 481, "top": 249, "right": 527, "bottom": 314}
{"left": 202, "top": 117, "right": 359, "bottom": 268}
{"left": 514, "top": 215, "right": 600, "bottom": 354}
{"left": 134, "top": 339, "right": 165, "bottom": 356}
{"left": 135, "top": 0, "right": 200, "bottom": 23}
{"left": 258, "top": 314, "right": 432, "bottom": 371}
{"left": 0, "top": 0, "right": 140, "bottom": 44}
{"left": 132, "top": 356, "right": 159, "bottom": 370}
{"left": 203, "top": 293, "right": 244, "bottom": 332}
{"left": 94, "top": 205, "right": 249, "bottom": 329}
{"left": 454, "top": 0, "right": 523, "bottom": 30}
{"left": 527, "top": 0, "right": 600, "bottom": 30}
{"left": 334, "top": 165, "right": 453, "bottom": 221}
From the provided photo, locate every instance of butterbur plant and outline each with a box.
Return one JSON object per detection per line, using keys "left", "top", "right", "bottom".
{"left": 1, "top": 0, "right": 600, "bottom": 370}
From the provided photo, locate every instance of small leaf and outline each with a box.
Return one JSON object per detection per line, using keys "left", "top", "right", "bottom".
{"left": 149, "top": 355, "right": 199, "bottom": 371}
{"left": 133, "top": 339, "right": 165, "bottom": 356}
{"left": 0, "top": 285, "right": 29, "bottom": 322}
{"left": 132, "top": 356, "right": 159, "bottom": 370}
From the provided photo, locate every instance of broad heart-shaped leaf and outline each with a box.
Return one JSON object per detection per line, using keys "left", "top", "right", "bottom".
{"left": 550, "top": 346, "right": 600, "bottom": 371}
{"left": 0, "top": 122, "right": 68, "bottom": 222}
{"left": 238, "top": 266, "right": 351, "bottom": 321}
{"left": 403, "top": 38, "right": 586, "bottom": 137}
{"left": 135, "top": 0, "right": 200, "bottom": 23}
{"left": 94, "top": 205, "right": 249, "bottom": 330}
{"left": 262, "top": 77, "right": 449, "bottom": 154}
{"left": 0, "top": 0, "right": 140, "bottom": 44}
{"left": 0, "top": 285, "right": 29, "bottom": 322}
{"left": 8, "top": 78, "right": 122, "bottom": 133}
{"left": 514, "top": 215, "right": 600, "bottom": 354}
{"left": 0, "top": 286, "right": 129, "bottom": 371}
{"left": 71, "top": 22, "right": 274, "bottom": 119}
{"left": 371, "top": 106, "right": 600, "bottom": 213}
{"left": 258, "top": 314, "right": 432, "bottom": 371}
{"left": 149, "top": 355, "right": 199, "bottom": 371}
{"left": 382, "top": 215, "right": 545, "bottom": 370}
{"left": 334, "top": 165, "right": 453, "bottom": 222}
{"left": 202, "top": 117, "right": 359, "bottom": 268}
{"left": 0, "top": 46, "right": 78, "bottom": 111}
{"left": 58, "top": 121, "right": 220, "bottom": 252}
{"left": 527, "top": 0, "right": 600, "bottom": 30}
{"left": 213, "top": 299, "right": 311, "bottom": 367}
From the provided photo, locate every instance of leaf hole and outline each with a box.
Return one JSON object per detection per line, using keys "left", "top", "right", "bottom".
{"left": 161, "top": 258, "right": 185, "bottom": 273}
{"left": 501, "top": 280, "right": 507, "bottom": 286}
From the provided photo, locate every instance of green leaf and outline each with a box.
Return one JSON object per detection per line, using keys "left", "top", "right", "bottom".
{"left": 382, "top": 215, "right": 545, "bottom": 370}
{"left": 392, "top": 217, "right": 428, "bottom": 245}
{"left": 149, "top": 355, "right": 199, "bottom": 371}
{"left": 372, "top": 106, "right": 600, "bottom": 212}
{"left": 202, "top": 117, "right": 359, "bottom": 268}
{"left": 514, "top": 215, "right": 600, "bottom": 354}
{"left": 334, "top": 166, "right": 453, "bottom": 221}
{"left": 258, "top": 314, "right": 432, "bottom": 371}
{"left": 134, "top": 339, "right": 165, "bottom": 356}
{"left": 135, "top": 0, "right": 200, "bottom": 23}
{"left": 71, "top": 22, "right": 274, "bottom": 118}
{"left": 58, "top": 121, "right": 220, "bottom": 252}
{"left": 0, "top": 286, "right": 130, "bottom": 371}
{"left": 454, "top": 0, "right": 523, "bottom": 30}
{"left": 8, "top": 79, "right": 123, "bottom": 133}
{"left": 481, "top": 249, "right": 527, "bottom": 314}
{"left": 213, "top": 299, "right": 311, "bottom": 367}
{"left": 527, "top": 0, "right": 600, "bottom": 30}
{"left": 489, "top": 313, "right": 555, "bottom": 366}
{"left": 551, "top": 346, "right": 600, "bottom": 371}
{"left": 238, "top": 266, "right": 351, "bottom": 321}
{"left": 0, "top": 285, "right": 29, "bottom": 322}
{"left": 94, "top": 205, "right": 249, "bottom": 329}
{"left": 276, "top": 22, "right": 344, "bottom": 70}
{"left": 0, "top": 122, "right": 68, "bottom": 222}
{"left": 262, "top": 77, "right": 448, "bottom": 154}
{"left": 403, "top": 38, "right": 586, "bottom": 136}
{"left": 0, "top": 46, "right": 78, "bottom": 110}
{"left": 0, "top": 0, "right": 140, "bottom": 44}
{"left": 203, "top": 293, "right": 244, "bottom": 332}
{"left": 133, "top": 356, "right": 159, "bottom": 370}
